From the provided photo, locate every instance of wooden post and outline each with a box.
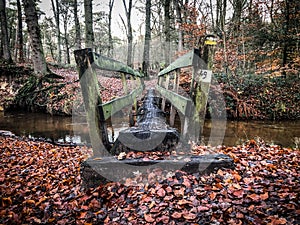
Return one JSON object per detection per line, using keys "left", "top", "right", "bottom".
{"left": 192, "top": 37, "right": 216, "bottom": 143}
{"left": 74, "top": 48, "right": 111, "bottom": 156}
{"left": 121, "top": 73, "right": 128, "bottom": 94}
{"left": 161, "top": 75, "right": 170, "bottom": 111}
{"left": 169, "top": 69, "right": 179, "bottom": 126}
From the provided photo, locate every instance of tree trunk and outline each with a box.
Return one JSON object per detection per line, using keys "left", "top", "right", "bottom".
{"left": 231, "top": 0, "right": 245, "bottom": 34}
{"left": 108, "top": 0, "right": 114, "bottom": 57}
{"left": 23, "top": 0, "right": 48, "bottom": 77}
{"left": 164, "top": 0, "right": 171, "bottom": 65}
{"left": 0, "top": 0, "right": 12, "bottom": 62}
{"left": 142, "top": 0, "right": 151, "bottom": 77}
{"left": 51, "top": 0, "right": 62, "bottom": 64}
{"left": 281, "top": 0, "right": 290, "bottom": 78}
{"left": 74, "top": 0, "right": 81, "bottom": 49}
{"left": 15, "top": 0, "right": 24, "bottom": 62}
{"left": 175, "top": 0, "right": 183, "bottom": 52}
{"left": 122, "top": 0, "right": 133, "bottom": 66}
{"left": 63, "top": 14, "right": 70, "bottom": 64}
{"left": 84, "top": 0, "right": 94, "bottom": 48}
{"left": 61, "top": 1, "right": 70, "bottom": 64}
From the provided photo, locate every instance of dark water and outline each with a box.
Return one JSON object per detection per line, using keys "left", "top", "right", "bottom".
{"left": 0, "top": 111, "right": 299, "bottom": 148}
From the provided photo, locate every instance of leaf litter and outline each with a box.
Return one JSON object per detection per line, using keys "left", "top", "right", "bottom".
{"left": 0, "top": 136, "right": 299, "bottom": 224}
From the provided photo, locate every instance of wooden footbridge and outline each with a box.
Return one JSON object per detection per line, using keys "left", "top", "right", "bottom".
{"left": 74, "top": 36, "right": 233, "bottom": 188}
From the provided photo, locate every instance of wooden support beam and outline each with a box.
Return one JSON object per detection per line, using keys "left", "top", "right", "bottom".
{"left": 169, "top": 69, "right": 179, "bottom": 126}
{"left": 101, "top": 84, "right": 144, "bottom": 120}
{"left": 161, "top": 75, "right": 170, "bottom": 112}
{"left": 91, "top": 52, "right": 142, "bottom": 77}
{"left": 81, "top": 154, "right": 235, "bottom": 189}
{"left": 121, "top": 73, "right": 128, "bottom": 94}
{"left": 158, "top": 49, "right": 200, "bottom": 76}
{"left": 74, "top": 48, "right": 111, "bottom": 156}
{"left": 156, "top": 85, "right": 192, "bottom": 116}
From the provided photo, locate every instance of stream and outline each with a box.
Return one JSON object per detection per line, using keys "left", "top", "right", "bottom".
{"left": 0, "top": 111, "right": 299, "bottom": 148}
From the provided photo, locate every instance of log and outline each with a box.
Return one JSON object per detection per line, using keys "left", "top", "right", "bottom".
{"left": 80, "top": 153, "right": 234, "bottom": 189}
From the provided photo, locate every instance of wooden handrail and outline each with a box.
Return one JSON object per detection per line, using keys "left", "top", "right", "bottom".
{"left": 74, "top": 48, "right": 144, "bottom": 156}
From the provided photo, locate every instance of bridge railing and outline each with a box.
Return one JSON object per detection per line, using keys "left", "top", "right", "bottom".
{"left": 156, "top": 36, "right": 216, "bottom": 142}
{"left": 74, "top": 48, "right": 144, "bottom": 156}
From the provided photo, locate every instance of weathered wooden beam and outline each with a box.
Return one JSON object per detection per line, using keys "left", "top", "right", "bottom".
{"left": 80, "top": 154, "right": 235, "bottom": 189}
{"left": 121, "top": 73, "right": 128, "bottom": 94}
{"left": 91, "top": 52, "right": 143, "bottom": 77}
{"left": 161, "top": 74, "right": 170, "bottom": 112}
{"left": 74, "top": 48, "right": 111, "bottom": 156}
{"left": 155, "top": 84, "right": 192, "bottom": 116}
{"left": 158, "top": 49, "right": 200, "bottom": 76}
{"left": 169, "top": 69, "right": 179, "bottom": 126}
{"left": 101, "top": 84, "right": 144, "bottom": 120}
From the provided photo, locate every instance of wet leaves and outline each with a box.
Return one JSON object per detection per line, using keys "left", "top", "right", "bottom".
{"left": 0, "top": 136, "right": 299, "bottom": 224}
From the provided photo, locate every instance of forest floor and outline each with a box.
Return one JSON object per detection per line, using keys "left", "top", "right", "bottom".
{"left": 0, "top": 64, "right": 300, "bottom": 120}
{"left": 0, "top": 135, "right": 299, "bottom": 224}
{"left": 0, "top": 64, "right": 299, "bottom": 224}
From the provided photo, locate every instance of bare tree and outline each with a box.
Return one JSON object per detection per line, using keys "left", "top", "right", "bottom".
{"left": 230, "top": 0, "right": 247, "bottom": 34}
{"left": 50, "top": 0, "right": 62, "bottom": 63}
{"left": 84, "top": 0, "right": 94, "bottom": 48}
{"left": 164, "top": 0, "right": 171, "bottom": 65}
{"left": 0, "top": 0, "right": 12, "bottom": 62}
{"left": 142, "top": 0, "right": 151, "bottom": 76}
{"left": 121, "top": 0, "right": 133, "bottom": 66}
{"left": 107, "top": 0, "right": 114, "bottom": 57}
{"left": 23, "top": 0, "right": 48, "bottom": 76}
{"left": 174, "top": 0, "right": 184, "bottom": 52}
{"left": 61, "top": 0, "right": 71, "bottom": 64}
{"left": 15, "top": 0, "right": 24, "bottom": 62}
{"left": 74, "top": 0, "right": 81, "bottom": 49}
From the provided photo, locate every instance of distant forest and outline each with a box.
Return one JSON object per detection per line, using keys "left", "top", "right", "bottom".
{"left": 0, "top": 0, "right": 299, "bottom": 78}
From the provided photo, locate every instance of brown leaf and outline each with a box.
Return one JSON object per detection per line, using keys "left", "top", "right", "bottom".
{"left": 197, "top": 206, "right": 210, "bottom": 211}
{"left": 171, "top": 211, "right": 182, "bottom": 219}
{"left": 177, "top": 199, "right": 191, "bottom": 205}
{"left": 157, "top": 188, "right": 166, "bottom": 197}
{"left": 209, "top": 192, "right": 217, "bottom": 200}
{"left": 248, "top": 193, "right": 260, "bottom": 202}
{"left": 144, "top": 213, "right": 155, "bottom": 222}
{"left": 232, "top": 189, "right": 244, "bottom": 198}
{"left": 183, "top": 212, "right": 197, "bottom": 220}
{"left": 157, "top": 215, "right": 169, "bottom": 223}
{"left": 260, "top": 192, "right": 269, "bottom": 200}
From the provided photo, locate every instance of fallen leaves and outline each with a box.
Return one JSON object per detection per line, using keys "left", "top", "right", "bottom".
{"left": 0, "top": 136, "right": 299, "bottom": 224}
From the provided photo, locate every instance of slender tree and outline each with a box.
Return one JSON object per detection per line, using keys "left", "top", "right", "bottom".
{"left": 74, "top": 0, "right": 81, "bottom": 49}
{"left": 164, "top": 0, "right": 171, "bottom": 65}
{"left": 50, "top": 0, "right": 62, "bottom": 63}
{"left": 0, "top": 0, "right": 12, "bottom": 62}
{"left": 122, "top": 0, "right": 133, "bottom": 66}
{"left": 175, "top": 0, "right": 184, "bottom": 52}
{"left": 142, "top": 0, "right": 151, "bottom": 76}
{"left": 15, "top": 0, "right": 24, "bottom": 62}
{"left": 23, "top": 0, "right": 48, "bottom": 76}
{"left": 84, "top": 0, "right": 94, "bottom": 48}
{"left": 107, "top": 0, "right": 114, "bottom": 57}
{"left": 230, "top": 0, "right": 247, "bottom": 34}
{"left": 61, "top": 0, "right": 71, "bottom": 64}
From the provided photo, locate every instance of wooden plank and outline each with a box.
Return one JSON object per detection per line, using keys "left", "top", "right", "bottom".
{"left": 155, "top": 85, "right": 192, "bottom": 115}
{"left": 91, "top": 52, "right": 142, "bottom": 77}
{"left": 101, "top": 84, "right": 144, "bottom": 120}
{"left": 158, "top": 49, "right": 200, "bottom": 76}
{"left": 80, "top": 154, "right": 235, "bottom": 189}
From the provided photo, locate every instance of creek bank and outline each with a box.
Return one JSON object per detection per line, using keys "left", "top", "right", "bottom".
{"left": 0, "top": 64, "right": 300, "bottom": 120}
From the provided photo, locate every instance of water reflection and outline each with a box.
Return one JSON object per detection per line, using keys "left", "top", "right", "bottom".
{"left": 0, "top": 111, "right": 299, "bottom": 147}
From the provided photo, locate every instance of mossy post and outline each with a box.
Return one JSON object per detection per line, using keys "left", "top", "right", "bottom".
{"left": 74, "top": 48, "right": 111, "bottom": 157}
{"left": 169, "top": 69, "right": 180, "bottom": 126}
